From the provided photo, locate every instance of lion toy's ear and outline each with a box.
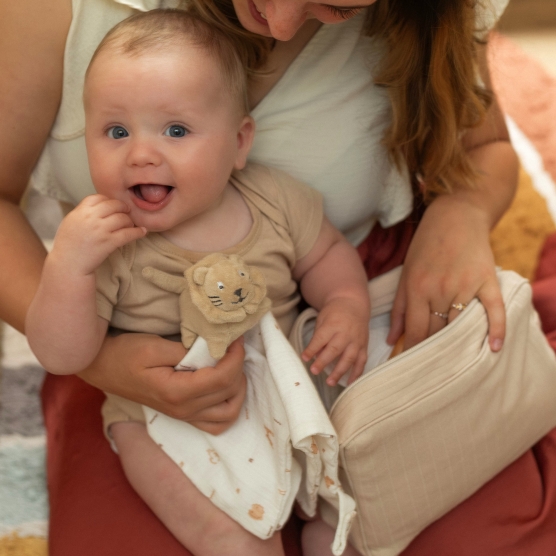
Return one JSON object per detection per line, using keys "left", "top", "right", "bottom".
{"left": 193, "top": 266, "right": 209, "bottom": 286}
{"left": 191, "top": 253, "right": 230, "bottom": 286}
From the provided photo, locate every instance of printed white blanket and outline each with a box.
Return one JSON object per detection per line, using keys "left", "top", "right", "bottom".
{"left": 143, "top": 311, "right": 356, "bottom": 556}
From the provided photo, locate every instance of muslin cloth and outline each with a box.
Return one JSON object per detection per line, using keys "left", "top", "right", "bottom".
{"left": 142, "top": 311, "right": 356, "bottom": 555}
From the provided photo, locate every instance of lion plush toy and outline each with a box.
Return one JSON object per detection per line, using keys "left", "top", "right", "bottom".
{"left": 142, "top": 253, "right": 272, "bottom": 359}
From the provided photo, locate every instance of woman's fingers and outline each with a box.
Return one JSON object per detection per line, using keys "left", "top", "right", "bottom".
{"left": 387, "top": 285, "right": 406, "bottom": 346}
{"left": 403, "top": 293, "right": 433, "bottom": 350}
{"left": 446, "top": 282, "right": 476, "bottom": 325}
{"left": 476, "top": 277, "right": 506, "bottom": 351}
{"left": 84, "top": 333, "right": 247, "bottom": 427}
{"left": 187, "top": 421, "right": 231, "bottom": 435}
{"left": 398, "top": 272, "right": 505, "bottom": 353}
{"left": 185, "top": 378, "right": 247, "bottom": 431}
{"left": 159, "top": 338, "right": 247, "bottom": 420}
{"left": 427, "top": 308, "right": 448, "bottom": 339}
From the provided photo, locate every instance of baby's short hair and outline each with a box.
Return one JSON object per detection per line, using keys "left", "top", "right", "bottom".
{"left": 87, "top": 9, "right": 249, "bottom": 114}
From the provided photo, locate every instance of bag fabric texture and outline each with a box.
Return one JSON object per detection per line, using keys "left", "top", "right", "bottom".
{"left": 289, "top": 266, "right": 556, "bottom": 556}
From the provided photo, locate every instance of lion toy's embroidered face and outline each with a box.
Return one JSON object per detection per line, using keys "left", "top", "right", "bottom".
{"left": 188, "top": 253, "right": 269, "bottom": 323}
{"left": 197, "top": 260, "right": 256, "bottom": 312}
{"left": 142, "top": 253, "right": 271, "bottom": 357}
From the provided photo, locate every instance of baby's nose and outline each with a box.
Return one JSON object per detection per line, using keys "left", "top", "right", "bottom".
{"left": 126, "top": 138, "right": 162, "bottom": 167}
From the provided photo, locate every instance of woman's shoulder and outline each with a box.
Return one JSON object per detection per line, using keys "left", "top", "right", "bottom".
{"left": 475, "top": 0, "right": 510, "bottom": 36}
{"left": 0, "top": 0, "right": 72, "bottom": 198}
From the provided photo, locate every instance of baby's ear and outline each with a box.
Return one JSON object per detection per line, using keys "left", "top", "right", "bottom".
{"left": 193, "top": 266, "right": 210, "bottom": 286}
{"left": 233, "top": 115, "right": 255, "bottom": 170}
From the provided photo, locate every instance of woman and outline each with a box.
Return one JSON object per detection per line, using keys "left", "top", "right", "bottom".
{"left": 3, "top": 0, "right": 553, "bottom": 553}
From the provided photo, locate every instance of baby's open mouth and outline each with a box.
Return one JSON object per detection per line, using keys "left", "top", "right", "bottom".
{"left": 132, "top": 184, "right": 174, "bottom": 204}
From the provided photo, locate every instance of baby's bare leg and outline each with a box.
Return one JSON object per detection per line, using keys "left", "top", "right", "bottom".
{"left": 111, "top": 422, "right": 285, "bottom": 556}
{"left": 302, "top": 519, "right": 361, "bottom": 556}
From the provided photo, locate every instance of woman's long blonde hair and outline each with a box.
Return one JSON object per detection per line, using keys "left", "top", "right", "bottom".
{"left": 187, "top": 0, "right": 492, "bottom": 200}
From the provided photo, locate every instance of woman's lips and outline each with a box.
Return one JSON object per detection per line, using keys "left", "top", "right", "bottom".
{"left": 130, "top": 184, "right": 174, "bottom": 211}
{"left": 248, "top": 0, "right": 269, "bottom": 26}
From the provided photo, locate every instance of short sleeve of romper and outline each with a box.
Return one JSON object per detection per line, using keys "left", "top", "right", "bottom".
{"left": 230, "top": 163, "right": 324, "bottom": 263}
{"left": 268, "top": 167, "right": 324, "bottom": 260}
{"left": 95, "top": 246, "right": 134, "bottom": 323}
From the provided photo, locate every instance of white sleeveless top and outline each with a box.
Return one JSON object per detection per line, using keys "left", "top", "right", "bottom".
{"left": 31, "top": 0, "right": 509, "bottom": 246}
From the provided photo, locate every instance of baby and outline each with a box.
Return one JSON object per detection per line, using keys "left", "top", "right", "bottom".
{"left": 26, "top": 9, "right": 369, "bottom": 556}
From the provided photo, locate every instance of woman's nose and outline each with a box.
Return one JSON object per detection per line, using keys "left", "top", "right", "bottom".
{"left": 126, "top": 138, "right": 162, "bottom": 167}
{"left": 265, "top": 0, "right": 307, "bottom": 41}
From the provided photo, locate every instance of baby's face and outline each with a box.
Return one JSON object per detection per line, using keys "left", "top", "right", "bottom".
{"left": 84, "top": 45, "right": 253, "bottom": 232}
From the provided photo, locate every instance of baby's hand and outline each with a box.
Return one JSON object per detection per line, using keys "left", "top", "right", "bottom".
{"left": 302, "top": 297, "right": 369, "bottom": 387}
{"left": 51, "top": 194, "right": 146, "bottom": 276}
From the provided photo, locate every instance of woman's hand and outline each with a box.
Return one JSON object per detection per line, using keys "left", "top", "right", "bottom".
{"left": 387, "top": 42, "right": 519, "bottom": 353}
{"left": 78, "top": 333, "right": 247, "bottom": 435}
{"left": 387, "top": 193, "right": 505, "bottom": 352}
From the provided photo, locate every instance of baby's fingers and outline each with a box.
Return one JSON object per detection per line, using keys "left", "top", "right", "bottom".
{"left": 307, "top": 334, "right": 346, "bottom": 376}
{"left": 81, "top": 195, "right": 131, "bottom": 217}
{"left": 111, "top": 225, "right": 147, "bottom": 248}
{"left": 103, "top": 212, "right": 138, "bottom": 232}
{"left": 302, "top": 327, "right": 334, "bottom": 366}
{"left": 347, "top": 350, "right": 368, "bottom": 386}
{"left": 325, "top": 344, "right": 361, "bottom": 386}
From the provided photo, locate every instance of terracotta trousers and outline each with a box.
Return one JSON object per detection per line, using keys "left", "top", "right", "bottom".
{"left": 42, "top": 220, "right": 556, "bottom": 555}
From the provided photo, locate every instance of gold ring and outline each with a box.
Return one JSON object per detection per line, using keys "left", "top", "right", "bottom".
{"left": 451, "top": 302, "right": 468, "bottom": 312}
{"left": 431, "top": 311, "right": 449, "bottom": 320}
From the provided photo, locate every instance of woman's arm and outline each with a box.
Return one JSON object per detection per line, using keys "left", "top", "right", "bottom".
{"left": 0, "top": 0, "right": 71, "bottom": 331}
{"left": 1, "top": 0, "right": 246, "bottom": 432}
{"left": 388, "top": 40, "right": 519, "bottom": 352}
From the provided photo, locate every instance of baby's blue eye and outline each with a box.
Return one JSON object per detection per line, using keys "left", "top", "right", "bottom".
{"left": 107, "top": 126, "right": 129, "bottom": 139}
{"left": 165, "top": 125, "right": 188, "bottom": 138}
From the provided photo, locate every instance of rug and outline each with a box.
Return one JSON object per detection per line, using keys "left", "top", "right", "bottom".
{"left": 0, "top": 330, "right": 48, "bottom": 556}
{"left": 1, "top": 32, "right": 556, "bottom": 556}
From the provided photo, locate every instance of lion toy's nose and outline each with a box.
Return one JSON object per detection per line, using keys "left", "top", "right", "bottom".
{"left": 234, "top": 288, "right": 243, "bottom": 297}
